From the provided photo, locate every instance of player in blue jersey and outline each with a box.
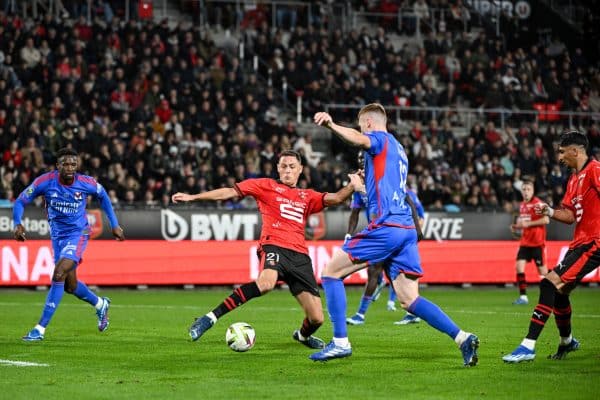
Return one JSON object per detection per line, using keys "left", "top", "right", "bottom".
{"left": 309, "top": 103, "right": 479, "bottom": 366}
{"left": 346, "top": 153, "right": 424, "bottom": 326}
{"left": 13, "top": 148, "right": 125, "bottom": 341}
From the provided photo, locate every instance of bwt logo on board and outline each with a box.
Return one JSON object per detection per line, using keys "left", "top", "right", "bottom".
{"left": 160, "top": 209, "right": 259, "bottom": 241}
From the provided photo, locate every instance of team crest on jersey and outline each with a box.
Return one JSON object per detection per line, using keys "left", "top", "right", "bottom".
{"left": 298, "top": 191, "right": 307, "bottom": 200}
{"left": 74, "top": 191, "right": 83, "bottom": 201}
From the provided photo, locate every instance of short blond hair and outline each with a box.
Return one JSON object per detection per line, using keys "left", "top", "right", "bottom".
{"left": 358, "top": 103, "right": 387, "bottom": 123}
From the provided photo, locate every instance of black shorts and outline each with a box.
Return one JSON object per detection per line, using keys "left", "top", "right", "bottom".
{"left": 258, "top": 245, "right": 320, "bottom": 297}
{"left": 554, "top": 240, "right": 600, "bottom": 284}
{"left": 516, "top": 246, "right": 545, "bottom": 266}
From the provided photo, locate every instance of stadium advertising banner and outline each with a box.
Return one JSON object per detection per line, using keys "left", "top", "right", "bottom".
{"left": 0, "top": 209, "right": 574, "bottom": 241}
{"left": 1, "top": 240, "right": 598, "bottom": 286}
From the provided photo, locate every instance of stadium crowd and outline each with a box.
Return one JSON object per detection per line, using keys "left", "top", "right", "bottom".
{"left": 1, "top": 0, "right": 599, "bottom": 214}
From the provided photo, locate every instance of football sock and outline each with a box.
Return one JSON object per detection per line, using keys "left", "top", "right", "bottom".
{"left": 322, "top": 276, "right": 347, "bottom": 339}
{"left": 521, "top": 338, "right": 536, "bottom": 350}
{"left": 39, "top": 281, "right": 65, "bottom": 327}
{"left": 357, "top": 295, "right": 373, "bottom": 315}
{"left": 560, "top": 334, "right": 573, "bottom": 346}
{"left": 407, "top": 296, "right": 460, "bottom": 339}
{"left": 517, "top": 272, "right": 527, "bottom": 295}
{"left": 553, "top": 292, "right": 572, "bottom": 338}
{"left": 300, "top": 317, "right": 321, "bottom": 338}
{"left": 525, "top": 278, "right": 555, "bottom": 340}
{"left": 388, "top": 284, "right": 397, "bottom": 302}
{"left": 212, "top": 282, "right": 261, "bottom": 319}
{"left": 72, "top": 281, "right": 99, "bottom": 307}
{"left": 34, "top": 324, "right": 46, "bottom": 334}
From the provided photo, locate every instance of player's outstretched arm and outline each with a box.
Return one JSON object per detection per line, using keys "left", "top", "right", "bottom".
{"left": 314, "top": 112, "right": 370, "bottom": 149}
{"left": 171, "top": 187, "right": 238, "bottom": 203}
{"left": 534, "top": 203, "right": 575, "bottom": 224}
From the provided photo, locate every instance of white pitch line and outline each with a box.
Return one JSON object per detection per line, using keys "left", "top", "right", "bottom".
{"left": 0, "top": 359, "right": 49, "bottom": 367}
{"left": 1, "top": 302, "right": 600, "bottom": 318}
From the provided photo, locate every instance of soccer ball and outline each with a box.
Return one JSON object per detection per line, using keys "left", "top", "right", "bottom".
{"left": 225, "top": 322, "right": 256, "bottom": 352}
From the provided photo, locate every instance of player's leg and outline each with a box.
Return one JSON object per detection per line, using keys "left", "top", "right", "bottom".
{"left": 189, "top": 269, "right": 272, "bottom": 342}
{"left": 293, "top": 291, "right": 325, "bottom": 349}
{"left": 503, "top": 242, "right": 599, "bottom": 363}
{"left": 549, "top": 284, "right": 579, "bottom": 359}
{"left": 347, "top": 263, "right": 381, "bottom": 325}
{"left": 386, "top": 281, "right": 397, "bottom": 311}
{"left": 371, "top": 270, "right": 386, "bottom": 301}
{"left": 23, "top": 256, "right": 76, "bottom": 341}
{"left": 65, "top": 268, "right": 111, "bottom": 332}
{"left": 309, "top": 248, "right": 364, "bottom": 361}
{"left": 189, "top": 246, "right": 283, "bottom": 341}
{"left": 514, "top": 249, "right": 528, "bottom": 304}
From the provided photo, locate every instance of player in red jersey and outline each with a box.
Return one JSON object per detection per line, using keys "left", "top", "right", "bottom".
{"left": 171, "top": 150, "right": 364, "bottom": 349}
{"left": 503, "top": 131, "right": 600, "bottom": 363}
{"left": 509, "top": 180, "right": 549, "bottom": 305}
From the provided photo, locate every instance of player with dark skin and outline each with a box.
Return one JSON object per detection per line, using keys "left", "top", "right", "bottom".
{"left": 14, "top": 154, "right": 124, "bottom": 294}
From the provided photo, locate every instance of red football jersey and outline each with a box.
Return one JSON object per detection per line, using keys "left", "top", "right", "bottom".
{"left": 561, "top": 159, "right": 600, "bottom": 248}
{"left": 519, "top": 196, "right": 547, "bottom": 247}
{"left": 235, "top": 178, "right": 326, "bottom": 254}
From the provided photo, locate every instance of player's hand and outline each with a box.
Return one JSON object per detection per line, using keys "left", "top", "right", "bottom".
{"left": 171, "top": 192, "right": 192, "bottom": 203}
{"left": 14, "top": 224, "right": 26, "bottom": 242}
{"left": 534, "top": 203, "right": 552, "bottom": 216}
{"left": 314, "top": 112, "right": 333, "bottom": 128}
{"left": 112, "top": 226, "right": 125, "bottom": 241}
{"left": 348, "top": 173, "right": 366, "bottom": 194}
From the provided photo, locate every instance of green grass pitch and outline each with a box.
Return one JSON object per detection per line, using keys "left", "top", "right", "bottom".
{"left": 1, "top": 287, "right": 599, "bottom": 399}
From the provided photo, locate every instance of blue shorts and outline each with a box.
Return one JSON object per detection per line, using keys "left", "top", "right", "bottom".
{"left": 343, "top": 224, "right": 422, "bottom": 280}
{"left": 52, "top": 234, "right": 89, "bottom": 266}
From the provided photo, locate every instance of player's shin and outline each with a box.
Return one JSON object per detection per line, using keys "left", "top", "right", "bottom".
{"left": 72, "top": 281, "right": 99, "bottom": 306}
{"left": 525, "top": 278, "right": 556, "bottom": 341}
{"left": 212, "top": 282, "right": 261, "bottom": 319}
{"left": 39, "top": 281, "right": 66, "bottom": 327}
{"left": 553, "top": 292, "right": 572, "bottom": 341}
{"left": 322, "top": 276, "right": 348, "bottom": 342}
{"left": 407, "top": 296, "right": 460, "bottom": 339}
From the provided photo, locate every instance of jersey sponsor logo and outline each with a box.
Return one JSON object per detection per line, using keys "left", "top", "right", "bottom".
{"left": 160, "top": 209, "right": 258, "bottom": 241}
{"left": 279, "top": 204, "right": 304, "bottom": 223}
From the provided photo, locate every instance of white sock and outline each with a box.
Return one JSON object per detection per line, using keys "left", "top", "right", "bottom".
{"left": 356, "top": 313, "right": 365, "bottom": 318}
{"left": 94, "top": 298, "right": 104, "bottom": 310}
{"left": 560, "top": 335, "right": 572, "bottom": 346}
{"left": 454, "top": 330, "right": 469, "bottom": 346}
{"left": 296, "top": 331, "right": 307, "bottom": 341}
{"left": 520, "top": 294, "right": 528, "bottom": 300}
{"left": 333, "top": 337, "right": 349, "bottom": 347}
{"left": 521, "top": 338, "right": 536, "bottom": 350}
{"left": 206, "top": 312, "right": 217, "bottom": 323}
{"left": 35, "top": 324, "right": 46, "bottom": 334}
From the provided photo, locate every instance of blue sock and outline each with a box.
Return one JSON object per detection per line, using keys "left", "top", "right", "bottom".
{"left": 39, "top": 281, "right": 65, "bottom": 327}
{"left": 408, "top": 296, "right": 460, "bottom": 339}
{"left": 73, "top": 281, "right": 99, "bottom": 306}
{"left": 322, "top": 276, "right": 347, "bottom": 338}
{"left": 357, "top": 295, "right": 373, "bottom": 315}
{"left": 388, "top": 284, "right": 397, "bottom": 302}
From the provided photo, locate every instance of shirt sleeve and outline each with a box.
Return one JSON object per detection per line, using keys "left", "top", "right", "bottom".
{"left": 308, "top": 190, "right": 326, "bottom": 214}
{"left": 561, "top": 176, "right": 576, "bottom": 212}
{"left": 350, "top": 192, "right": 364, "bottom": 209}
{"left": 95, "top": 182, "right": 120, "bottom": 229}
{"left": 12, "top": 178, "right": 46, "bottom": 226}
{"left": 365, "top": 132, "right": 385, "bottom": 156}
{"left": 234, "top": 179, "right": 263, "bottom": 200}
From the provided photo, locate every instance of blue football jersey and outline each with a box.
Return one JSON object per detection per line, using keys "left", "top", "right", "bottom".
{"left": 13, "top": 170, "right": 119, "bottom": 238}
{"left": 363, "top": 131, "right": 413, "bottom": 226}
